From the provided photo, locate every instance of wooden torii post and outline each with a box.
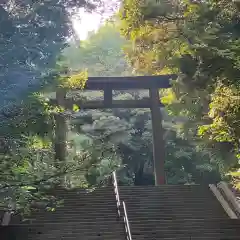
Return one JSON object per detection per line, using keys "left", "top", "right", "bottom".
{"left": 52, "top": 75, "right": 176, "bottom": 186}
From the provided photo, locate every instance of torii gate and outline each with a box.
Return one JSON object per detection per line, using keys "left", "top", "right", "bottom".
{"left": 52, "top": 75, "right": 176, "bottom": 185}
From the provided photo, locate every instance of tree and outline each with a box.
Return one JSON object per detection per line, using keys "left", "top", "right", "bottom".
{"left": 0, "top": 66, "right": 93, "bottom": 214}
{"left": 0, "top": 1, "right": 127, "bottom": 215}
{"left": 63, "top": 21, "right": 132, "bottom": 76}
{"left": 118, "top": 0, "right": 240, "bottom": 183}
{"left": 0, "top": 0, "right": 95, "bottom": 115}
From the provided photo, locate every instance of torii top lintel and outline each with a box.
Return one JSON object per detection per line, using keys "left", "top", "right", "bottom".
{"left": 83, "top": 74, "right": 176, "bottom": 90}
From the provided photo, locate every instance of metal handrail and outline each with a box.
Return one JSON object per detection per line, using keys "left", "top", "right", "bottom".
{"left": 112, "top": 171, "right": 121, "bottom": 217}
{"left": 209, "top": 184, "right": 237, "bottom": 219}
{"left": 122, "top": 201, "right": 133, "bottom": 240}
{"left": 217, "top": 181, "right": 240, "bottom": 217}
{"left": 112, "top": 171, "right": 133, "bottom": 240}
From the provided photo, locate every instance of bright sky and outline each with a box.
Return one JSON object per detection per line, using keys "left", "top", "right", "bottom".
{"left": 72, "top": 9, "right": 102, "bottom": 40}
{"left": 72, "top": 1, "right": 119, "bottom": 40}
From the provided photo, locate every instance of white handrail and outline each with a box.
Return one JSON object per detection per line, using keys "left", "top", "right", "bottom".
{"left": 209, "top": 184, "right": 237, "bottom": 219}
{"left": 123, "top": 201, "right": 133, "bottom": 240}
{"left": 217, "top": 181, "right": 240, "bottom": 216}
{"left": 112, "top": 171, "right": 133, "bottom": 240}
{"left": 112, "top": 171, "right": 121, "bottom": 217}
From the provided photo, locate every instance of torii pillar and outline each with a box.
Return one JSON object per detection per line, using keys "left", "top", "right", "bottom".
{"left": 149, "top": 88, "right": 165, "bottom": 185}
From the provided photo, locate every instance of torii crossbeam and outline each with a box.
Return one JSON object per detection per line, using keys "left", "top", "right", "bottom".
{"left": 51, "top": 74, "right": 176, "bottom": 186}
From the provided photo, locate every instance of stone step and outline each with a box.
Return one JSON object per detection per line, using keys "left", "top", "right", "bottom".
{"left": 44, "top": 196, "right": 116, "bottom": 200}
{"left": 127, "top": 216, "right": 227, "bottom": 220}
{"left": 33, "top": 212, "right": 221, "bottom": 217}
{"left": 50, "top": 205, "right": 117, "bottom": 209}
{"left": 25, "top": 215, "right": 120, "bottom": 222}
{"left": 119, "top": 188, "right": 211, "bottom": 191}
{"left": 32, "top": 207, "right": 118, "bottom": 212}
{"left": 130, "top": 226, "right": 240, "bottom": 232}
{"left": 123, "top": 202, "right": 222, "bottom": 207}
{"left": 129, "top": 218, "right": 240, "bottom": 225}
{"left": 124, "top": 207, "right": 224, "bottom": 212}
{"left": 27, "top": 236, "right": 125, "bottom": 240}
{"left": 50, "top": 191, "right": 115, "bottom": 195}
{"left": 119, "top": 187, "right": 211, "bottom": 192}
{"left": 11, "top": 232, "right": 125, "bottom": 239}
{"left": 131, "top": 232, "right": 240, "bottom": 237}
{"left": 26, "top": 214, "right": 119, "bottom": 220}
{"left": 126, "top": 214, "right": 225, "bottom": 218}
{"left": 30, "top": 216, "right": 225, "bottom": 223}
{"left": 26, "top": 226, "right": 124, "bottom": 233}
{"left": 119, "top": 185, "right": 207, "bottom": 188}
{"left": 133, "top": 236, "right": 240, "bottom": 240}
{"left": 41, "top": 198, "right": 116, "bottom": 202}
{"left": 49, "top": 192, "right": 115, "bottom": 195}
{"left": 124, "top": 205, "right": 223, "bottom": 210}
{"left": 129, "top": 225, "right": 240, "bottom": 231}
{"left": 126, "top": 216, "right": 227, "bottom": 220}
{"left": 126, "top": 213, "right": 226, "bottom": 217}
{"left": 44, "top": 196, "right": 116, "bottom": 201}
{"left": 128, "top": 215, "right": 232, "bottom": 220}
{"left": 50, "top": 203, "right": 117, "bottom": 208}
{"left": 23, "top": 213, "right": 119, "bottom": 218}
{"left": 31, "top": 207, "right": 118, "bottom": 212}
{"left": 18, "top": 221, "right": 123, "bottom": 227}
{"left": 27, "top": 237, "right": 124, "bottom": 240}
{"left": 29, "top": 216, "right": 119, "bottom": 221}
{"left": 121, "top": 196, "right": 217, "bottom": 200}
{"left": 32, "top": 207, "right": 117, "bottom": 212}
{"left": 28, "top": 238, "right": 240, "bottom": 240}
{"left": 121, "top": 197, "right": 216, "bottom": 202}
{"left": 46, "top": 192, "right": 115, "bottom": 197}
{"left": 126, "top": 209, "right": 225, "bottom": 214}
{"left": 33, "top": 206, "right": 221, "bottom": 212}
{"left": 126, "top": 206, "right": 223, "bottom": 210}
{"left": 45, "top": 187, "right": 114, "bottom": 192}
{"left": 122, "top": 216, "right": 229, "bottom": 221}
{"left": 10, "top": 224, "right": 124, "bottom": 233}
{"left": 120, "top": 194, "right": 215, "bottom": 198}
{"left": 120, "top": 195, "right": 217, "bottom": 200}
{"left": 1, "top": 225, "right": 125, "bottom": 240}
{"left": 119, "top": 191, "right": 212, "bottom": 195}
{"left": 25, "top": 230, "right": 125, "bottom": 236}
{"left": 120, "top": 190, "right": 215, "bottom": 194}
{"left": 31, "top": 214, "right": 118, "bottom": 219}
{"left": 31, "top": 202, "right": 117, "bottom": 207}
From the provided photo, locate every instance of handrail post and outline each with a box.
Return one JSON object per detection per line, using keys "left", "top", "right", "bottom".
{"left": 1, "top": 211, "right": 11, "bottom": 226}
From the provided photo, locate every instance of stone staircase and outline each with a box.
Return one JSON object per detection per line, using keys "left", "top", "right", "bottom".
{"left": 119, "top": 185, "right": 240, "bottom": 240}
{"left": 3, "top": 187, "right": 125, "bottom": 240}
{"left": 2, "top": 181, "right": 240, "bottom": 240}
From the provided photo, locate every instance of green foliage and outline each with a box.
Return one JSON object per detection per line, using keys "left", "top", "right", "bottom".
{"left": 3, "top": 0, "right": 240, "bottom": 216}
{"left": 62, "top": 21, "right": 132, "bottom": 76}
{"left": 0, "top": 62, "right": 104, "bottom": 214}
{"left": 0, "top": 0, "right": 95, "bottom": 110}
{"left": 0, "top": 0, "right": 99, "bottom": 213}
{"left": 0, "top": 1, "right": 126, "bottom": 215}
{"left": 118, "top": 0, "right": 240, "bottom": 185}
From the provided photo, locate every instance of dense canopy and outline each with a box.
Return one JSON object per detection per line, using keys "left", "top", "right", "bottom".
{"left": 0, "top": 0, "right": 240, "bottom": 215}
